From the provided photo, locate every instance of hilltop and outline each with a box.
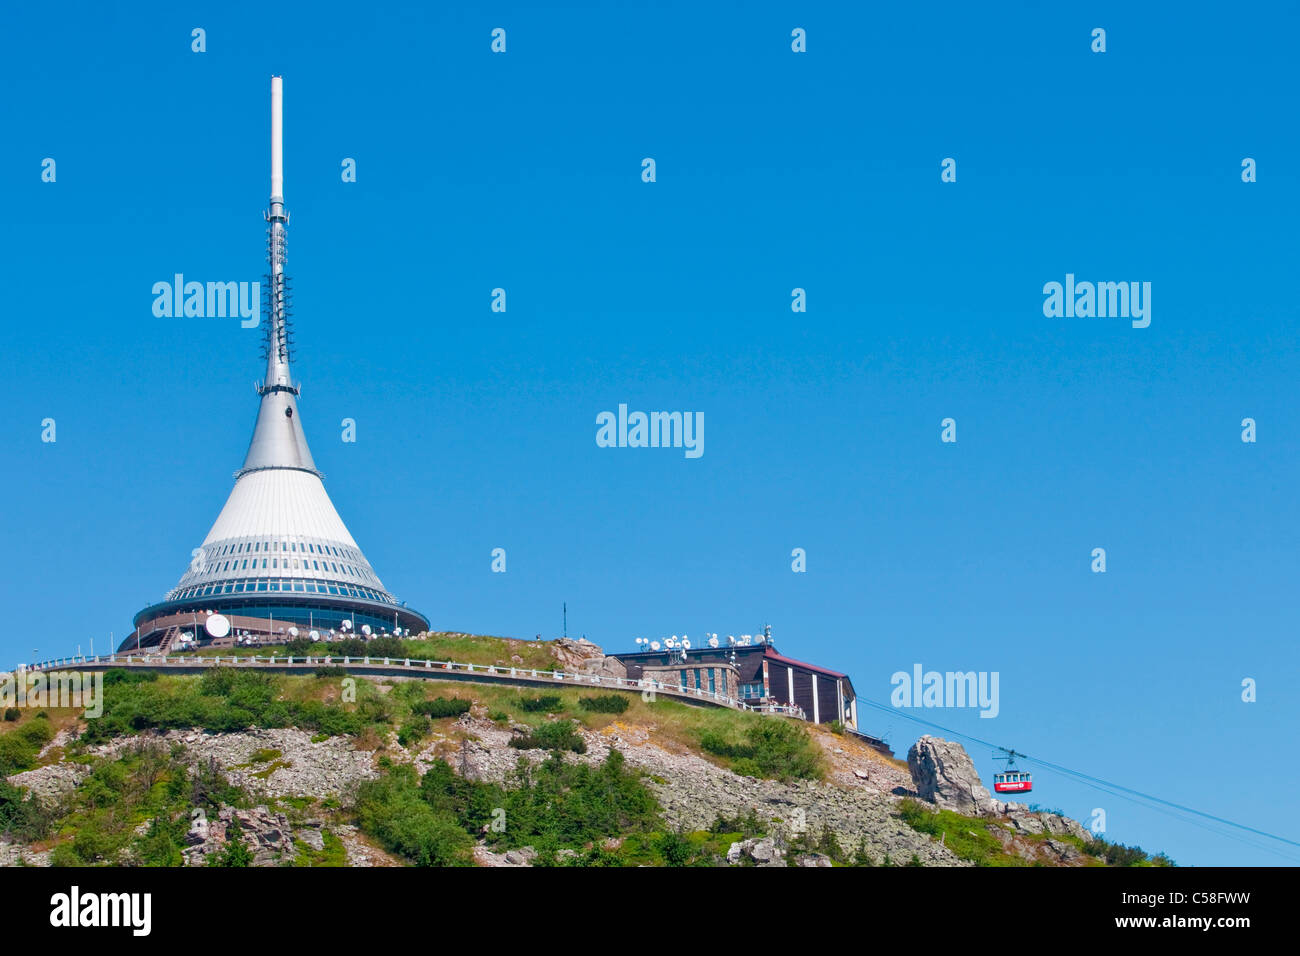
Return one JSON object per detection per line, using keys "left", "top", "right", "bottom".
{"left": 0, "top": 634, "right": 1173, "bottom": 867}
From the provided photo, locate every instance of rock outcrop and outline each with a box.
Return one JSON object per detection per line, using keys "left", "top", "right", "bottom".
{"left": 907, "top": 735, "right": 997, "bottom": 814}
{"left": 551, "top": 637, "right": 606, "bottom": 671}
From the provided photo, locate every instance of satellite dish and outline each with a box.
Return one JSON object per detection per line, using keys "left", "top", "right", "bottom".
{"left": 309, "top": 630, "right": 320, "bottom": 642}
{"left": 361, "top": 624, "right": 372, "bottom": 636}
{"left": 708, "top": 636, "right": 719, "bottom": 648}
{"left": 650, "top": 641, "right": 661, "bottom": 651}
{"left": 682, "top": 638, "right": 691, "bottom": 649}
{"left": 287, "top": 626, "right": 299, "bottom": 638}
{"left": 341, "top": 620, "right": 352, "bottom": 631}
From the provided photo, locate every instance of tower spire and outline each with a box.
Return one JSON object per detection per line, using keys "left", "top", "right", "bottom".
{"left": 265, "top": 74, "right": 291, "bottom": 392}
{"left": 239, "top": 75, "right": 316, "bottom": 476}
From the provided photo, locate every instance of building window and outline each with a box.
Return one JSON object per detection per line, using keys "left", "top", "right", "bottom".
{"left": 708, "top": 670, "right": 716, "bottom": 693}
{"left": 679, "top": 669, "right": 687, "bottom": 689}
{"left": 741, "top": 682, "right": 764, "bottom": 700}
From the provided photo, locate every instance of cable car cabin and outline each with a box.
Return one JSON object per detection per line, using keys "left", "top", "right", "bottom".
{"left": 993, "top": 771, "right": 1033, "bottom": 794}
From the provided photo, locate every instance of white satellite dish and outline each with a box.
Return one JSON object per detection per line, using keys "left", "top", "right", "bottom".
{"left": 361, "top": 624, "right": 372, "bottom": 636}
{"left": 682, "top": 638, "right": 691, "bottom": 649}
{"left": 708, "top": 636, "right": 719, "bottom": 648}
{"left": 288, "top": 626, "right": 299, "bottom": 638}
{"left": 309, "top": 630, "right": 320, "bottom": 642}
{"left": 650, "top": 641, "right": 661, "bottom": 651}
{"left": 341, "top": 620, "right": 353, "bottom": 631}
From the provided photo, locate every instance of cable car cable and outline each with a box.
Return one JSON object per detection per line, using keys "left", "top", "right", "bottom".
{"left": 852, "top": 695, "right": 1300, "bottom": 852}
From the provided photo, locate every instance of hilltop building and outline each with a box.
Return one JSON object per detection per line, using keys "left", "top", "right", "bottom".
{"left": 124, "top": 77, "right": 428, "bottom": 651}
{"left": 609, "top": 631, "right": 861, "bottom": 730}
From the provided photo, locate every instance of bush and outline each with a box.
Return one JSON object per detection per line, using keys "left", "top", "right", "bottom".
{"left": 354, "top": 763, "right": 472, "bottom": 866}
{"left": 102, "top": 668, "right": 158, "bottom": 686}
{"left": 3, "top": 708, "right": 20, "bottom": 722}
{"left": 578, "top": 695, "right": 630, "bottom": 714}
{"left": 700, "top": 718, "right": 820, "bottom": 781}
{"left": 397, "top": 715, "right": 432, "bottom": 748}
{"left": 0, "top": 717, "right": 54, "bottom": 776}
{"left": 509, "top": 720, "right": 586, "bottom": 754}
{"left": 656, "top": 830, "right": 694, "bottom": 866}
{"left": 1084, "top": 837, "right": 1174, "bottom": 867}
{"left": 518, "top": 695, "right": 562, "bottom": 713}
{"left": 0, "top": 779, "right": 53, "bottom": 841}
{"left": 414, "top": 697, "right": 471, "bottom": 719}
{"left": 710, "top": 809, "right": 766, "bottom": 839}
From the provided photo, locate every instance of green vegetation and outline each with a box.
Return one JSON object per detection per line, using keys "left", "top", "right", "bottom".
{"left": 355, "top": 749, "right": 665, "bottom": 866}
{"left": 0, "top": 778, "right": 54, "bottom": 842}
{"left": 896, "top": 798, "right": 1175, "bottom": 867}
{"left": 1084, "top": 836, "right": 1176, "bottom": 867}
{"left": 518, "top": 694, "right": 562, "bottom": 713}
{"left": 896, "top": 798, "right": 1024, "bottom": 866}
{"left": 578, "top": 695, "right": 630, "bottom": 714}
{"left": 0, "top": 716, "right": 54, "bottom": 776}
{"left": 700, "top": 717, "right": 821, "bottom": 781}
{"left": 191, "top": 632, "right": 557, "bottom": 670}
{"left": 509, "top": 719, "right": 587, "bottom": 754}
{"left": 46, "top": 743, "right": 248, "bottom": 866}
{"left": 413, "top": 697, "right": 472, "bottom": 719}
{"left": 81, "top": 669, "right": 371, "bottom": 742}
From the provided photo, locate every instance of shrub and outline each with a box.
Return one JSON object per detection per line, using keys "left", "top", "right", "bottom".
{"left": 283, "top": 638, "right": 314, "bottom": 656}
{"left": 700, "top": 718, "right": 820, "bottom": 781}
{"left": 518, "top": 695, "right": 562, "bottom": 713}
{"left": 354, "top": 763, "right": 472, "bottom": 866}
{"left": 102, "top": 668, "right": 158, "bottom": 686}
{"left": 216, "top": 816, "right": 252, "bottom": 867}
{"left": 710, "top": 809, "right": 766, "bottom": 839}
{"left": 1084, "top": 837, "right": 1174, "bottom": 867}
{"left": 313, "top": 666, "right": 346, "bottom": 677}
{"left": 0, "top": 779, "right": 53, "bottom": 841}
{"left": 0, "top": 716, "right": 54, "bottom": 775}
{"left": 3, "top": 708, "right": 19, "bottom": 722}
{"left": 509, "top": 720, "right": 586, "bottom": 754}
{"left": 656, "top": 830, "right": 694, "bottom": 866}
{"left": 414, "top": 697, "right": 471, "bottom": 719}
{"left": 397, "top": 715, "right": 432, "bottom": 748}
{"left": 578, "top": 695, "right": 630, "bottom": 714}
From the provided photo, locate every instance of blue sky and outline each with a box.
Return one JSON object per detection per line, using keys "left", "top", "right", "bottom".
{"left": 2, "top": 2, "right": 1298, "bottom": 865}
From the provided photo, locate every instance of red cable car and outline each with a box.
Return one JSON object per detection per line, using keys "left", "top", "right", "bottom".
{"left": 992, "top": 748, "right": 1033, "bottom": 794}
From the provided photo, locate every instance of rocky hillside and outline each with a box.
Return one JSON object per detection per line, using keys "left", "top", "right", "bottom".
{"left": 0, "top": 653, "right": 1171, "bottom": 868}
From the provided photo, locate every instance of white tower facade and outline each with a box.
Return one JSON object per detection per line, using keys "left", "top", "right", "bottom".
{"left": 127, "top": 77, "right": 428, "bottom": 649}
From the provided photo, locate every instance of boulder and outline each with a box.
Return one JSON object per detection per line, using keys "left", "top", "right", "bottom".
{"left": 907, "top": 735, "right": 996, "bottom": 815}
{"left": 552, "top": 637, "right": 606, "bottom": 671}
{"left": 726, "top": 837, "right": 786, "bottom": 867}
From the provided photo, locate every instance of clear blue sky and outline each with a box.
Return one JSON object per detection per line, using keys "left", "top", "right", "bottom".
{"left": 2, "top": 2, "right": 1297, "bottom": 866}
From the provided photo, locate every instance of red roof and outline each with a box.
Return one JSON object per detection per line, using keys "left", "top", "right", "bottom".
{"left": 764, "top": 646, "right": 848, "bottom": 680}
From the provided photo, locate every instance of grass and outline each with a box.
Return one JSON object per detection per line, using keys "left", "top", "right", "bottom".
{"left": 292, "top": 829, "right": 347, "bottom": 867}
{"left": 896, "top": 798, "right": 1028, "bottom": 866}
{"left": 181, "top": 632, "right": 557, "bottom": 670}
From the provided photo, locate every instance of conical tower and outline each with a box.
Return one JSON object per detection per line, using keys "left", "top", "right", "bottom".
{"left": 127, "top": 77, "right": 429, "bottom": 649}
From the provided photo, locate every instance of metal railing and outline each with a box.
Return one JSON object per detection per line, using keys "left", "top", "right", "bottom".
{"left": 25, "top": 653, "right": 810, "bottom": 721}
